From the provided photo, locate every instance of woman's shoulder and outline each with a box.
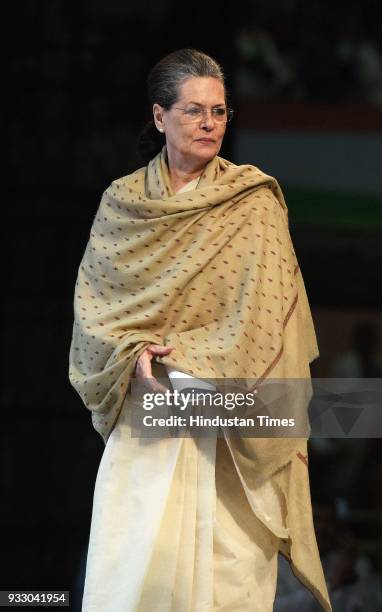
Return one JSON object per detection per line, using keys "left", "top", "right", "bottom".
{"left": 108, "top": 166, "right": 146, "bottom": 191}
{"left": 218, "top": 156, "right": 287, "bottom": 210}
{"left": 218, "top": 155, "right": 278, "bottom": 183}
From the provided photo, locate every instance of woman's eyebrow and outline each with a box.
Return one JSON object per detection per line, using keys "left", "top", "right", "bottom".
{"left": 186, "top": 101, "right": 226, "bottom": 107}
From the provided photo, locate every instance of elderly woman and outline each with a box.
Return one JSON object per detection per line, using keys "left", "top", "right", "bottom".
{"left": 69, "top": 49, "right": 332, "bottom": 611}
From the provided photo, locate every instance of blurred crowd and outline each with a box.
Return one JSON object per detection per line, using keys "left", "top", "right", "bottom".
{"left": 235, "top": 1, "right": 382, "bottom": 105}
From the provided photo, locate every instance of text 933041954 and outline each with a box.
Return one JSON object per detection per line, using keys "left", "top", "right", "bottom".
{"left": 0, "top": 592, "right": 69, "bottom": 607}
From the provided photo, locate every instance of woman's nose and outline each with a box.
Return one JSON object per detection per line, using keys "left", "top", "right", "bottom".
{"left": 200, "top": 111, "right": 214, "bottom": 129}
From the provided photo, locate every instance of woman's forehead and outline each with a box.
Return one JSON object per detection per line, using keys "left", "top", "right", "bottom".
{"left": 177, "top": 76, "right": 225, "bottom": 104}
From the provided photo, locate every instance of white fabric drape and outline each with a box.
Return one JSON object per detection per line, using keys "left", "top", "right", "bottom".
{"left": 82, "top": 389, "right": 285, "bottom": 612}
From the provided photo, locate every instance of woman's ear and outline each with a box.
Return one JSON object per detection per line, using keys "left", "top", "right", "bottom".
{"left": 153, "top": 104, "right": 165, "bottom": 133}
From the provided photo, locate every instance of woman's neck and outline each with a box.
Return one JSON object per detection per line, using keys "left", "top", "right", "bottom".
{"left": 166, "top": 149, "right": 206, "bottom": 194}
{"left": 169, "top": 168, "right": 203, "bottom": 193}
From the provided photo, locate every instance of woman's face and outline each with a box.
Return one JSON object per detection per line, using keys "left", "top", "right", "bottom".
{"left": 153, "top": 76, "right": 227, "bottom": 169}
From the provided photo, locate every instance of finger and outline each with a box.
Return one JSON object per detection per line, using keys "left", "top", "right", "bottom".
{"left": 147, "top": 345, "right": 175, "bottom": 355}
{"left": 135, "top": 354, "right": 165, "bottom": 386}
{"left": 134, "top": 359, "right": 153, "bottom": 383}
{"left": 135, "top": 352, "right": 154, "bottom": 378}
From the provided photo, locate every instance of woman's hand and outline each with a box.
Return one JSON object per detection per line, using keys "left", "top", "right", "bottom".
{"left": 135, "top": 344, "right": 175, "bottom": 393}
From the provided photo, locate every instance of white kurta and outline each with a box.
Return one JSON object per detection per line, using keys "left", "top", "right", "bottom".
{"left": 81, "top": 177, "right": 289, "bottom": 612}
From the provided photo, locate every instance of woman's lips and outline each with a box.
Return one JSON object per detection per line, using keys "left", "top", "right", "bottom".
{"left": 196, "top": 138, "right": 215, "bottom": 144}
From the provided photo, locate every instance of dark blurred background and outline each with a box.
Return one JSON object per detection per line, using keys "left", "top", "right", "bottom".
{"left": 3, "top": 1, "right": 382, "bottom": 610}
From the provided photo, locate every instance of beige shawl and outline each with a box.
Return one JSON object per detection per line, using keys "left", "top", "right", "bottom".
{"left": 69, "top": 146, "right": 332, "bottom": 611}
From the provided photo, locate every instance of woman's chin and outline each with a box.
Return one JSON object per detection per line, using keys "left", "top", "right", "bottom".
{"left": 192, "top": 144, "right": 220, "bottom": 161}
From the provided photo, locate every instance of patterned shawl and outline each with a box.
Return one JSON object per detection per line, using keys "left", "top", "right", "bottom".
{"left": 69, "top": 145, "right": 318, "bottom": 449}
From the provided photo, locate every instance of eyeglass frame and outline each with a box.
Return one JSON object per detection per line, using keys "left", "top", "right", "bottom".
{"left": 171, "top": 104, "right": 234, "bottom": 124}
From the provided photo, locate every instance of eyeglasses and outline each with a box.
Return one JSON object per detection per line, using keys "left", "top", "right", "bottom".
{"left": 172, "top": 105, "right": 234, "bottom": 124}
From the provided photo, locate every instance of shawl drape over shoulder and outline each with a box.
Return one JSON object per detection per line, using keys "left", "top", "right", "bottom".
{"left": 68, "top": 146, "right": 332, "bottom": 611}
